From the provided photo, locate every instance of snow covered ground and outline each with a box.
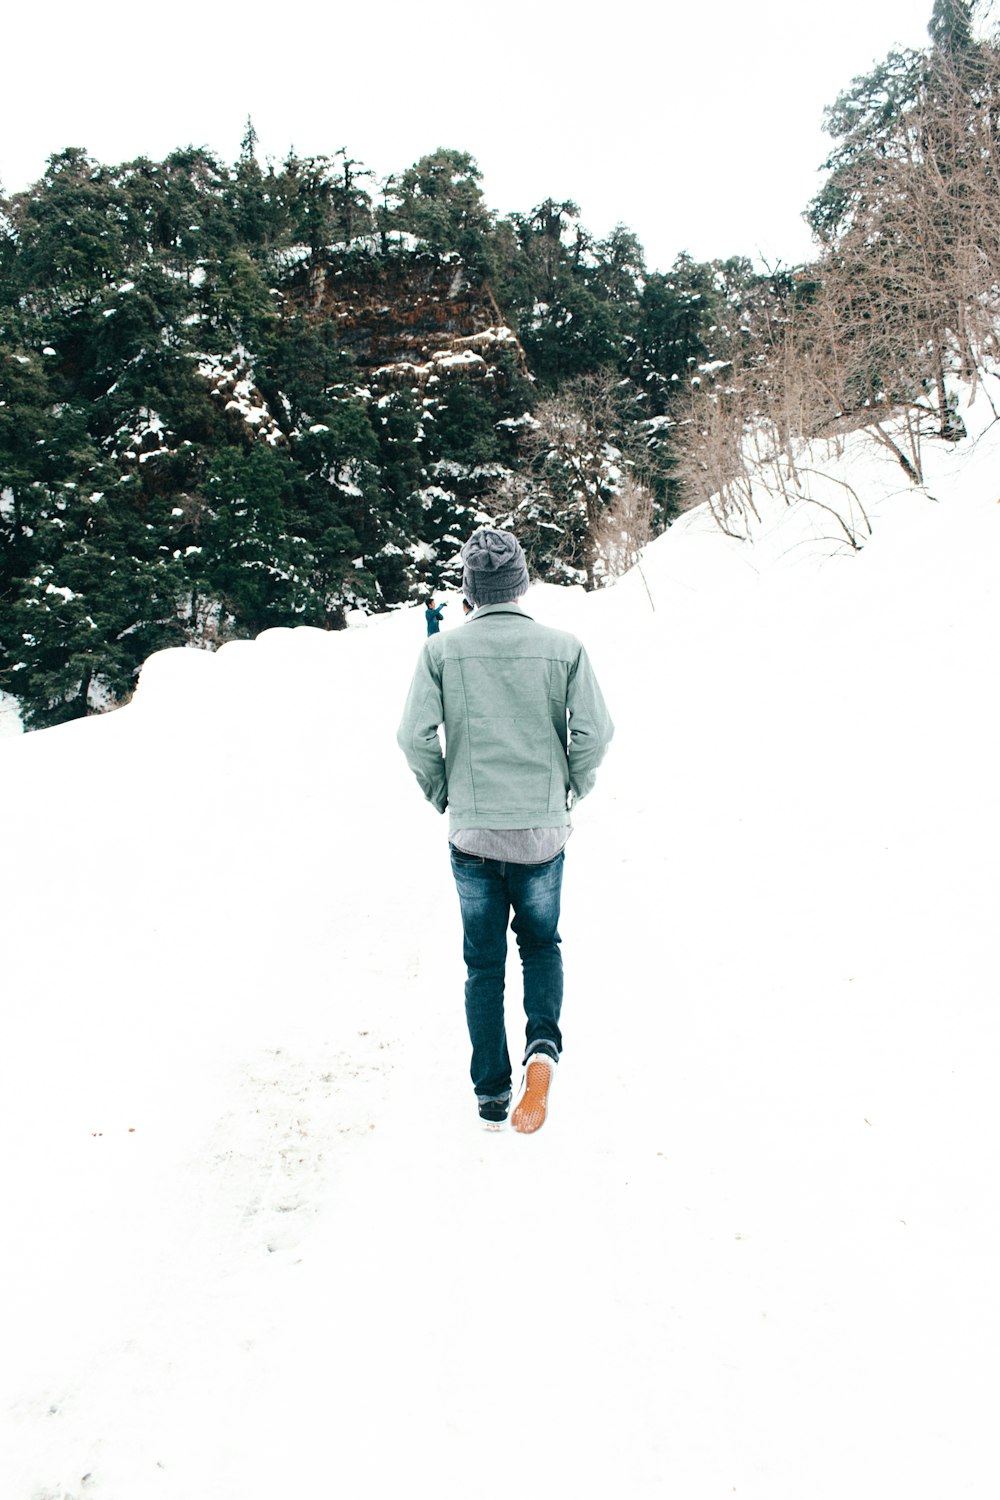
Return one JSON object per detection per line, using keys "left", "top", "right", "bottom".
{"left": 0, "top": 688, "right": 22, "bottom": 737}
{"left": 2, "top": 388, "right": 999, "bottom": 1499}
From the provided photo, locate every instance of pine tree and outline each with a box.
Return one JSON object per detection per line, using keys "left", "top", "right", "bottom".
{"left": 331, "top": 149, "right": 374, "bottom": 245}
{"left": 928, "top": 0, "right": 975, "bottom": 52}
{"left": 240, "top": 116, "right": 259, "bottom": 160}
{"left": 384, "top": 149, "right": 494, "bottom": 268}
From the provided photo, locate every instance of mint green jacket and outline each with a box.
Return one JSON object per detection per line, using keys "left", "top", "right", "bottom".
{"left": 397, "top": 604, "right": 614, "bottom": 830}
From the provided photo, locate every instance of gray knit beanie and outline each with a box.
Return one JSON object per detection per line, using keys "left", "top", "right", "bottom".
{"left": 460, "top": 527, "right": 529, "bottom": 607}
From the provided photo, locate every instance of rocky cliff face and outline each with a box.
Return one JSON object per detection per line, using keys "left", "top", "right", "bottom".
{"left": 284, "top": 243, "right": 528, "bottom": 390}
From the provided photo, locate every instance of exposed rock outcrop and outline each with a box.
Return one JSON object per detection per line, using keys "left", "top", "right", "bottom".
{"left": 284, "top": 244, "right": 528, "bottom": 390}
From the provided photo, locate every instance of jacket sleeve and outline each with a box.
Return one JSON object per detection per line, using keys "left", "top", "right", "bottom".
{"left": 397, "top": 642, "right": 448, "bottom": 813}
{"left": 566, "top": 646, "right": 614, "bottom": 802}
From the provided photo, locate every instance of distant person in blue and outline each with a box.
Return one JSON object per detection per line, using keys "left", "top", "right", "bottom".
{"left": 425, "top": 598, "right": 446, "bottom": 636}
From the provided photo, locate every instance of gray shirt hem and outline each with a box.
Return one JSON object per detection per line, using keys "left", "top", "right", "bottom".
{"left": 449, "top": 826, "right": 572, "bottom": 864}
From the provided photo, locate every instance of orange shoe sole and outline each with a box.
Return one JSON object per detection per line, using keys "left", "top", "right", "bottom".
{"left": 510, "top": 1057, "right": 554, "bottom": 1134}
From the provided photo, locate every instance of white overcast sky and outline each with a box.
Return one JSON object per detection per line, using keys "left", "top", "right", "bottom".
{"left": 2, "top": 0, "right": 983, "bottom": 273}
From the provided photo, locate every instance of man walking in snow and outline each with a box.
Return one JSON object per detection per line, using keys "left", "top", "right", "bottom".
{"left": 397, "top": 527, "right": 614, "bottom": 1133}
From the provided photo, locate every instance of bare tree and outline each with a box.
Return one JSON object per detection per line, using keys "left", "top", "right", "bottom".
{"left": 679, "top": 36, "right": 1000, "bottom": 539}
{"left": 510, "top": 371, "right": 641, "bottom": 588}
{"left": 589, "top": 471, "right": 655, "bottom": 580}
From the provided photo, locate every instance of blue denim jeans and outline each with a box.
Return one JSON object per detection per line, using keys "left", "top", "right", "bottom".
{"left": 449, "top": 847, "right": 564, "bottom": 1099}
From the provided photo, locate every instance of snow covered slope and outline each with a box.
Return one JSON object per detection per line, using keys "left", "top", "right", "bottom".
{"left": 2, "top": 387, "right": 998, "bottom": 1499}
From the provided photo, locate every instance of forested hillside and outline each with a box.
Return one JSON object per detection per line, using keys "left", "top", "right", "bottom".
{"left": 1, "top": 0, "right": 997, "bottom": 729}
{"left": 0, "top": 138, "right": 761, "bottom": 726}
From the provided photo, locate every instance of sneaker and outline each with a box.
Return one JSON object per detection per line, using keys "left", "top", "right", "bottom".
{"left": 511, "top": 1053, "right": 555, "bottom": 1135}
{"left": 478, "top": 1094, "right": 510, "bottom": 1129}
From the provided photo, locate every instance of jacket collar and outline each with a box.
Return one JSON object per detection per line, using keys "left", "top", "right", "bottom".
{"left": 470, "top": 602, "right": 533, "bottom": 621}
